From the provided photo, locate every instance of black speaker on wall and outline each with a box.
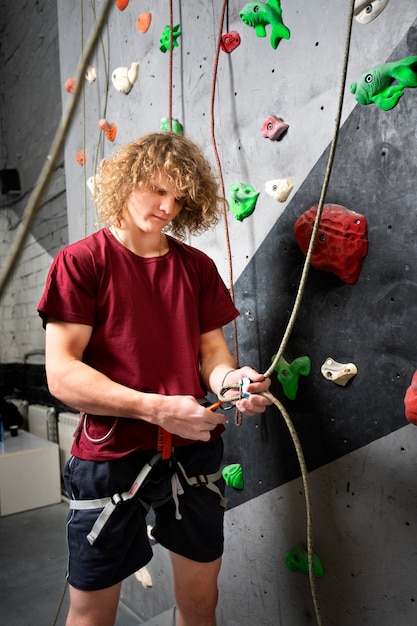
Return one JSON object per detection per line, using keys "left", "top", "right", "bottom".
{"left": 0, "top": 168, "right": 21, "bottom": 195}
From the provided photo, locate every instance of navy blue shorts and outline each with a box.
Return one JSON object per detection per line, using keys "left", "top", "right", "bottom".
{"left": 64, "top": 438, "right": 225, "bottom": 591}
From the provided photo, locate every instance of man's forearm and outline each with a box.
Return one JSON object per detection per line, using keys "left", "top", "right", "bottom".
{"left": 46, "top": 358, "right": 159, "bottom": 419}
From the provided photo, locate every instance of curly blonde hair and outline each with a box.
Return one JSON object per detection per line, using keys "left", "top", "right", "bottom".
{"left": 95, "top": 132, "right": 225, "bottom": 239}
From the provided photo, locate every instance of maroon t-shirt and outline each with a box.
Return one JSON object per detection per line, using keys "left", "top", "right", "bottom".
{"left": 38, "top": 228, "right": 239, "bottom": 459}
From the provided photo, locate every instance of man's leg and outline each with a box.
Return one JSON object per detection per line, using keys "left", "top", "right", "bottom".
{"left": 170, "top": 552, "right": 221, "bottom": 626}
{"left": 65, "top": 582, "right": 122, "bottom": 626}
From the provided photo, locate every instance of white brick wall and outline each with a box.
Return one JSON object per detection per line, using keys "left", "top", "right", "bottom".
{"left": 0, "top": 218, "right": 52, "bottom": 362}
{"left": 0, "top": 0, "right": 67, "bottom": 364}
{"left": 0, "top": 166, "right": 67, "bottom": 362}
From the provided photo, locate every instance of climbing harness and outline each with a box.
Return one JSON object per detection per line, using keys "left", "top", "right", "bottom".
{"left": 157, "top": 425, "right": 173, "bottom": 460}
{"left": 68, "top": 401, "right": 227, "bottom": 546}
{"left": 172, "top": 457, "right": 226, "bottom": 513}
{"left": 68, "top": 450, "right": 226, "bottom": 544}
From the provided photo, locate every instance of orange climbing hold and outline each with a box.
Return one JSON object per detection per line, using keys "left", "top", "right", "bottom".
{"left": 136, "top": 12, "right": 152, "bottom": 33}
{"left": 115, "top": 0, "right": 129, "bottom": 11}
{"left": 65, "top": 77, "right": 77, "bottom": 94}
{"left": 98, "top": 119, "right": 117, "bottom": 142}
{"left": 76, "top": 151, "right": 86, "bottom": 165}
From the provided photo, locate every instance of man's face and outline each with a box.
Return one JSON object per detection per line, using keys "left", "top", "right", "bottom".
{"left": 124, "top": 174, "right": 185, "bottom": 235}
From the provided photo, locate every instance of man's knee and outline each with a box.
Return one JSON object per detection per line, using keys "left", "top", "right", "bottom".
{"left": 176, "top": 584, "right": 218, "bottom": 623}
{"left": 176, "top": 603, "right": 217, "bottom": 626}
{"left": 66, "top": 583, "right": 121, "bottom": 626}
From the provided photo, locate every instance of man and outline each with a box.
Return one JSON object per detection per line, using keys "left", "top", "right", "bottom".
{"left": 38, "top": 132, "right": 271, "bottom": 626}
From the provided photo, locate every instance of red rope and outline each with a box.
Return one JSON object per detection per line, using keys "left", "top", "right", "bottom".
{"left": 210, "top": 1, "right": 242, "bottom": 425}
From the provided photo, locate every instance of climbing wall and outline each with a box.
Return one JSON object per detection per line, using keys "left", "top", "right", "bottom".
{"left": 223, "top": 19, "right": 417, "bottom": 503}
{"left": 55, "top": 1, "right": 417, "bottom": 624}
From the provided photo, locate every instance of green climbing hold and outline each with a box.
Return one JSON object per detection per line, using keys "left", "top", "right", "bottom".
{"left": 350, "top": 56, "right": 417, "bottom": 111}
{"left": 222, "top": 463, "right": 244, "bottom": 489}
{"left": 229, "top": 183, "right": 260, "bottom": 221}
{"left": 160, "top": 117, "right": 183, "bottom": 136}
{"left": 159, "top": 24, "right": 181, "bottom": 53}
{"left": 285, "top": 547, "right": 324, "bottom": 578}
{"left": 239, "top": 0, "right": 290, "bottom": 50}
{"left": 272, "top": 355, "right": 311, "bottom": 400}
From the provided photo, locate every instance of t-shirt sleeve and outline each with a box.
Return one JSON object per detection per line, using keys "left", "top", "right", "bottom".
{"left": 37, "top": 248, "right": 97, "bottom": 329}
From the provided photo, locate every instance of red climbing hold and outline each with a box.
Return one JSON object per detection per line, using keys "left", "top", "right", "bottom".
{"left": 220, "top": 31, "right": 241, "bottom": 53}
{"left": 404, "top": 371, "right": 417, "bottom": 425}
{"left": 294, "top": 203, "right": 368, "bottom": 284}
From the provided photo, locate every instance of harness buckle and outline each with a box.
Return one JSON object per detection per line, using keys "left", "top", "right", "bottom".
{"left": 111, "top": 493, "right": 124, "bottom": 506}
{"left": 194, "top": 474, "right": 209, "bottom": 487}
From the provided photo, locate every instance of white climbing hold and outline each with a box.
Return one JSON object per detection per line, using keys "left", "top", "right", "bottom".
{"left": 321, "top": 357, "right": 357, "bottom": 386}
{"left": 135, "top": 566, "right": 153, "bottom": 588}
{"left": 265, "top": 178, "right": 294, "bottom": 202}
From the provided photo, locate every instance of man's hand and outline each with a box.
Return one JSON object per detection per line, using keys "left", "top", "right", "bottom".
{"left": 221, "top": 367, "right": 272, "bottom": 416}
{"left": 155, "top": 395, "right": 227, "bottom": 442}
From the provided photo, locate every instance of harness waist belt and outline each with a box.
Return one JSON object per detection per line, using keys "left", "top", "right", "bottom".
{"left": 68, "top": 452, "right": 226, "bottom": 545}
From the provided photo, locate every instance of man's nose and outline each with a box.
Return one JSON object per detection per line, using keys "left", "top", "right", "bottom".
{"left": 160, "top": 194, "right": 177, "bottom": 214}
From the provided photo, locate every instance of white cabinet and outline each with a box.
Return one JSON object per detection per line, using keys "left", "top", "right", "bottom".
{"left": 0, "top": 430, "right": 61, "bottom": 515}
